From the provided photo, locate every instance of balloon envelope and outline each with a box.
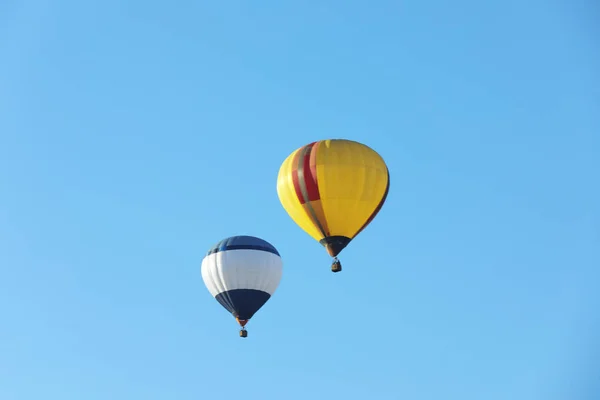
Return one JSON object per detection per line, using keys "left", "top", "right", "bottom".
{"left": 277, "top": 139, "right": 390, "bottom": 258}
{"left": 201, "top": 235, "right": 283, "bottom": 324}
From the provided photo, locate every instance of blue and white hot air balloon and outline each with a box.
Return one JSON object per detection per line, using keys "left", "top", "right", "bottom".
{"left": 201, "top": 235, "right": 283, "bottom": 338}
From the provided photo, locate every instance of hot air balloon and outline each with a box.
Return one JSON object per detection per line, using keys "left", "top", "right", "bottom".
{"left": 200, "top": 235, "right": 283, "bottom": 338}
{"left": 277, "top": 139, "right": 389, "bottom": 273}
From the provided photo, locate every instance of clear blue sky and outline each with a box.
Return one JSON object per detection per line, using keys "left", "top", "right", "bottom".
{"left": 1, "top": 1, "right": 598, "bottom": 399}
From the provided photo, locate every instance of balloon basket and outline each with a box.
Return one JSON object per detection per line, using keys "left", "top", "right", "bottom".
{"left": 239, "top": 329, "right": 248, "bottom": 338}
{"left": 331, "top": 259, "right": 342, "bottom": 273}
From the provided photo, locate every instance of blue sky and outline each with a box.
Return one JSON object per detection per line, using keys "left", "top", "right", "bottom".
{"left": 1, "top": 1, "right": 598, "bottom": 399}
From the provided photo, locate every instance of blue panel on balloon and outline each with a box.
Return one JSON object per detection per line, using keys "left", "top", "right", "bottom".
{"left": 206, "top": 235, "right": 280, "bottom": 256}
{"left": 215, "top": 289, "right": 271, "bottom": 320}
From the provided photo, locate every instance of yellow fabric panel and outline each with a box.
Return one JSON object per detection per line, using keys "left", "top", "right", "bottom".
{"left": 276, "top": 148, "right": 324, "bottom": 242}
{"left": 306, "top": 199, "right": 329, "bottom": 235}
{"left": 315, "top": 139, "right": 389, "bottom": 239}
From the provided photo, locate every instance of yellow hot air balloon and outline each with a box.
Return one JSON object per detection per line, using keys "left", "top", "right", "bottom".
{"left": 277, "top": 139, "right": 390, "bottom": 273}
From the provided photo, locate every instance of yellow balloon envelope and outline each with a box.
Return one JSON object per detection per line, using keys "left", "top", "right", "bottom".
{"left": 277, "top": 139, "right": 390, "bottom": 272}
